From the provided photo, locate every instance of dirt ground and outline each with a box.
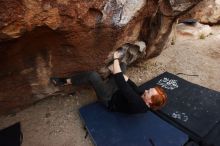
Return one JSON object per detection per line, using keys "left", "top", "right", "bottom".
{"left": 0, "top": 26, "right": 220, "bottom": 146}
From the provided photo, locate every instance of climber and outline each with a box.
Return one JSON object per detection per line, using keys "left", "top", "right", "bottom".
{"left": 50, "top": 51, "right": 167, "bottom": 114}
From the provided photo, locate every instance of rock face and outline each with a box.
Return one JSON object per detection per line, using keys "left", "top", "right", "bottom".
{"left": 182, "top": 0, "right": 220, "bottom": 24}
{"left": 0, "top": 0, "right": 201, "bottom": 115}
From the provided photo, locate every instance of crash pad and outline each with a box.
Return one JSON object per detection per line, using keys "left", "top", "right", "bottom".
{"left": 0, "top": 122, "right": 22, "bottom": 146}
{"left": 79, "top": 102, "right": 188, "bottom": 146}
{"left": 139, "top": 72, "right": 220, "bottom": 141}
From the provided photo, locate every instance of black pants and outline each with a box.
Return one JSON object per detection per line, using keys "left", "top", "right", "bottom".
{"left": 70, "top": 63, "right": 126, "bottom": 107}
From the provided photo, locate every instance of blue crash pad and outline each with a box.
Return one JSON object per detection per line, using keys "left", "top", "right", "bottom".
{"left": 79, "top": 102, "right": 188, "bottom": 146}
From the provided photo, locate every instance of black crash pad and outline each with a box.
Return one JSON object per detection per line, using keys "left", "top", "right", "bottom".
{"left": 139, "top": 72, "right": 220, "bottom": 141}
{"left": 0, "top": 122, "right": 22, "bottom": 146}
{"left": 79, "top": 102, "right": 188, "bottom": 146}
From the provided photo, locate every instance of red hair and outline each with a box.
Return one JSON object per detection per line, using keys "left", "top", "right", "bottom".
{"left": 149, "top": 86, "right": 168, "bottom": 110}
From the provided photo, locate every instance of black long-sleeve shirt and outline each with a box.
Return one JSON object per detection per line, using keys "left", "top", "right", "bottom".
{"left": 108, "top": 72, "right": 149, "bottom": 114}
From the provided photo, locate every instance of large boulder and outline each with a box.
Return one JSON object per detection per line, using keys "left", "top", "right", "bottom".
{"left": 0, "top": 0, "right": 201, "bottom": 115}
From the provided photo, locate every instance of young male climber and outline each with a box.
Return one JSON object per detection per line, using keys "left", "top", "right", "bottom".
{"left": 51, "top": 51, "right": 167, "bottom": 114}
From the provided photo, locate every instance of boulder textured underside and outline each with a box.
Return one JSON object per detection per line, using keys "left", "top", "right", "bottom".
{"left": 0, "top": 0, "right": 201, "bottom": 115}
